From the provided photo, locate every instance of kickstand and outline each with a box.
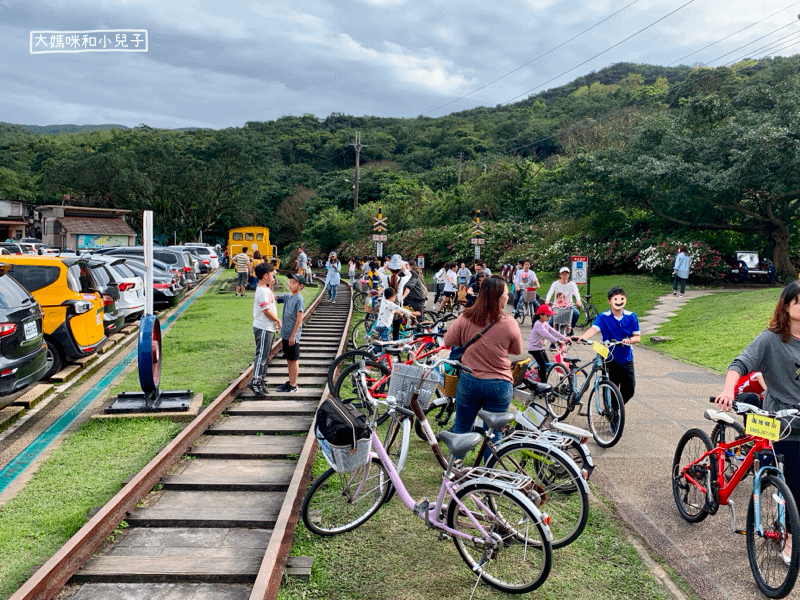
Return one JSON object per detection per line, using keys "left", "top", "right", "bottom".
{"left": 468, "top": 569, "right": 482, "bottom": 600}
{"left": 727, "top": 500, "right": 745, "bottom": 535}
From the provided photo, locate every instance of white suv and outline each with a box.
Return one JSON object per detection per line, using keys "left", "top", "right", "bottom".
{"left": 184, "top": 243, "right": 219, "bottom": 269}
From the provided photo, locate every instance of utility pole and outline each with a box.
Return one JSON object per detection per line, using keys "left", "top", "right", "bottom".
{"left": 457, "top": 152, "right": 463, "bottom": 186}
{"left": 350, "top": 131, "right": 366, "bottom": 210}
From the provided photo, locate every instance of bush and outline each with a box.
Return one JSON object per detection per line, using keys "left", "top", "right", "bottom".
{"left": 636, "top": 240, "right": 728, "bottom": 283}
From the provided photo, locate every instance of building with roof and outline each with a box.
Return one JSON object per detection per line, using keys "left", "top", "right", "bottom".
{"left": 39, "top": 205, "right": 137, "bottom": 251}
{"left": 0, "top": 200, "right": 30, "bottom": 241}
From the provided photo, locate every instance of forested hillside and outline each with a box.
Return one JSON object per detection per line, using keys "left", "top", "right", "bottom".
{"left": 1, "top": 56, "right": 799, "bottom": 278}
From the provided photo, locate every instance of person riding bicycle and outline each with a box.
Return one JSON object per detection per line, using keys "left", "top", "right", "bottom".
{"left": 402, "top": 263, "right": 429, "bottom": 316}
{"left": 528, "top": 304, "right": 570, "bottom": 383}
{"left": 573, "top": 286, "right": 640, "bottom": 404}
{"left": 715, "top": 281, "right": 800, "bottom": 563}
{"left": 545, "top": 267, "right": 582, "bottom": 331}
{"left": 437, "top": 262, "right": 459, "bottom": 313}
{"left": 465, "top": 271, "right": 486, "bottom": 308}
{"left": 512, "top": 260, "right": 539, "bottom": 317}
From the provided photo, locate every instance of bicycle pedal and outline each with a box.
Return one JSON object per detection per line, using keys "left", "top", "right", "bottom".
{"left": 438, "top": 531, "right": 451, "bottom": 542}
{"left": 734, "top": 529, "right": 746, "bottom": 535}
{"left": 413, "top": 497, "right": 429, "bottom": 516}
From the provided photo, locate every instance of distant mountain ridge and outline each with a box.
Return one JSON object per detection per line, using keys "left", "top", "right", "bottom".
{"left": 0, "top": 123, "right": 130, "bottom": 135}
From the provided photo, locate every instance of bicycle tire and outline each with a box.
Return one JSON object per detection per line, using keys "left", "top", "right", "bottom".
{"left": 746, "top": 473, "right": 800, "bottom": 598}
{"left": 301, "top": 457, "right": 390, "bottom": 536}
{"left": 352, "top": 289, "right": 367, "bottom": 309}
{"left": 447, "top": 482, "right": 552, "bottom": 594}
{"left": 586, "top": 380, "right": 625, "bottom": 448}
{"left": 326, "top": 349, "right": 379, "bottom": 395}
{"left": 350, "top": 316, "right": 375, "bottom": 349}
{"left": 580, "top": 303, "right": 598, "bottom": 328}
{"left": 545, "top": 363, "right": 572, "bottom": 421}
{"left": 671, "top": 428, "right": 715, "bottom": 523}
{"left": 710, "top": 419, "right": 751, "bottom": 482}
{"left": 333, "top": 360, "right": 392, "bottom": 425}
{"left": 515, "top": 306, "right": 526, "bottom": 325}
{"left": 486, "top": 441, "right": 589, "bottom": 549}
{"left": 414, "top": 393, "right": 454, "bottom": 441}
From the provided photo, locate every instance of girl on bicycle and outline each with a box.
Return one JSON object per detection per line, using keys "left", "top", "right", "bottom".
{"left": 716, "top": 280, "right": 800, "bottom": 562}
{"left": 528, "top": 304, "right": 570, "bottom": 383}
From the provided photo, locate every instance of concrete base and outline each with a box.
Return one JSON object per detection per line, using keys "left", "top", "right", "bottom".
{"left": 93, "top": 393, "right": 204, "bottom": 422}
{"left": 0, "top": 405, "right": 25, "bottom": 432}
{"left": 12, "top": 383, "right": 53, "bottom": 409}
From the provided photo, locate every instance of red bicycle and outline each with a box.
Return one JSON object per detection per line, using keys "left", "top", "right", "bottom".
{"left": 672, "top": 399, "right": 800, "bottom": 598}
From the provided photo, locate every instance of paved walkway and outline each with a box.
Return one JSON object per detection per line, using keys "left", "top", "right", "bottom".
{"left": 507, "top": 288, "right": 794, "bottom": 600}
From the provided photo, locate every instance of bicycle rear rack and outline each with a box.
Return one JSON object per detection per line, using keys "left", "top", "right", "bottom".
{"left": 456, "top": 466, "right": 532, "bottom": 491}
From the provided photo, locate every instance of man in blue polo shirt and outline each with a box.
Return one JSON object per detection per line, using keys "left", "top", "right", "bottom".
{"left": 573, "top": 286, "right": 640, "bottom": 403}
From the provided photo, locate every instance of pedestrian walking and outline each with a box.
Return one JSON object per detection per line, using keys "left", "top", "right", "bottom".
{"left": 233, "top": 246, "right": 251, "bottom": 297}
{"left": 248, "top": 262, "right": 281, "bottom": 397}
{"left": 276, "top": 274, "right": 305, "bottom": 393}
{"left": 324, "top": 252, "right": 341, "bottom": 302}
{"left": 672, "top": 244, "right": 691, "bottom": 297}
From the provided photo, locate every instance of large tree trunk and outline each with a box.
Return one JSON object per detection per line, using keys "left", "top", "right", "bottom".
{"left": 770, "top": 225, "right": 795, "bottom": 281}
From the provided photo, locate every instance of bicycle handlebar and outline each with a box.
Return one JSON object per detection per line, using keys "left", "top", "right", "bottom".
{"left": 708, "top": 396, "right": 800, "bottom": 419}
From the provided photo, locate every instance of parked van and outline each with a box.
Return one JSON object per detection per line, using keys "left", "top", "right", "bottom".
{"left": 1, "top": 256, "right": 106, "bottom": 379}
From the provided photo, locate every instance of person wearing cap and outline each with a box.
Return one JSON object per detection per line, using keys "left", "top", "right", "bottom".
{"left": 528, "top": 304, "right": 571, "bottom": 383}
{"left": 512, "top": 259, "right": 539, "bottom": 316}
{"left": 379, "top": 254, "right": 412, "bottom": 339}
{"left": 275, "top": 273, "right": 306, "bottom": 393}
{"left": 545, "top": 267, "right": 583, "bottom": 331}
{"left": 324, "top": 251, "right": 341, "bottom": 303}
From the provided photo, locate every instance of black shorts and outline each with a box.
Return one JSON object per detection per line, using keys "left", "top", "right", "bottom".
{"left": 406, "top": 298, "right": 426, "bottom": 313}
{"left": 442, "top": 291, "right": 455, "bottom": 298}
{"left": 282, "top": 338, "right": 300, "bottom": 361}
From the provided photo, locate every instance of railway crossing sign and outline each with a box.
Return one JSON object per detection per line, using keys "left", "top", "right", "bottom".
{"left": 471, "top": 238, "right": 485, "bottom": 245}
{"left": 372, "top": 234, "right": 387, "bottom": 242}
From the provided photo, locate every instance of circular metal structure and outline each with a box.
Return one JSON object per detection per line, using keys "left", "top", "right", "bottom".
{"left": 138, "top": 314, "right": 162, "bottom": 394}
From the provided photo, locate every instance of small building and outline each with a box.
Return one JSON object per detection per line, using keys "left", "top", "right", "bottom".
{"left": 0, "top": 200, "right": 29, "bottom": 241}
{"left": 39, "top": 206, "right": 137, "bottom": 251}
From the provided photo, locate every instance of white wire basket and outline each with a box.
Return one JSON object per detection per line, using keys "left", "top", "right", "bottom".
{"left": 553, "top": 306, "right": 572, "bottom": 327}
{"left": 315, "top": 428, "right": 372, "bottom": 473}
{"left": 523, "top": 289, "right": 538, "bottom": 303}
{"left": 387, "top": 363, "right": 440, "bottom": 410}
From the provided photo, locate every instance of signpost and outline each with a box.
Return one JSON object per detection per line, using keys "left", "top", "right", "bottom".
{"left": 571, "top": 255, "right": 590, "bottom": 298}
{"left": 373, "top": 206, "right": 387, "bottom": 258}
{"left": 470, "top": 209, "right": 486, "bottom": 266}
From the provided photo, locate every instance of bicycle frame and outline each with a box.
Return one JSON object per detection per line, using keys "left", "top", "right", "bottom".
{"left": 681, "top": 433, "right": 783, "bottom": 536}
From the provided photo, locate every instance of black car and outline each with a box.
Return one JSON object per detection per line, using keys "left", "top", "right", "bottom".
{"left": 86, "top": 261, "right": 126, "bottom": 336}
{"left": 0, "top": 263, "right": 47, "bottom": 400}
{"left": 95, "top": 246, "right": 192, "bottom": 289}
{"left": 122, "top": 259, "right": 182, "bottom": 307}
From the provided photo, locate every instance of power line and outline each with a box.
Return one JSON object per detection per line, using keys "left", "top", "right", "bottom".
{"left": 423, "top": 0, "right": 640, "bottom": 117}
{"left": 502, "top": 0, "right": 697, "bottom": 106}
{"left": 668, "top": 1, "right": 799, "bottom": 66}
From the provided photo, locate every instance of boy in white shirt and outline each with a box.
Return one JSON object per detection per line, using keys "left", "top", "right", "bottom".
{"left": 248, "top": 262, "right": 281, "bottom": 397}
{"left": 372, "top": 287, "right": 413, "bottom": 342}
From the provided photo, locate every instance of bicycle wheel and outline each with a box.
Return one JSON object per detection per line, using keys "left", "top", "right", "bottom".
{"left": 486, "top": 441, "right": 588, "bottom": 549}
{"left": 746, "top": 473, "right": 800, "bottom": 598}
{"left": 580, "top": 303, "right": 598, "bottom": 328}
{"left": 350, "top": 316, "right": 375, "bottom": 349}
{"left": 671, "top": 428, "right": 714, "bottom": 523}
{"left": 326, "top": 349, "right": 378, "bottom": 394}
{"left": 515, "top": 305, "right": 526, "bottom": 325}
{"left": 333, "top": 360, "right": 392, "bottom": 424}
{"left": 414, "top": 393, "right": 454, "bottom": 441}
{"left": 352, "top": 290, "right": 367, "bottom": 310}
{"left": 586, "top": 380, "right": 625, "bottom": 448}
{"left": 710, "top": 419, "right": 750, "bottom": 482}
{"left": 301, "top": 457, "right": 390, "bottom": 536}
{"left": 545, "top": 363, "right": 572, "bottom": 421}
{"left": 447, "top": 482, "right": 552, "bottom": 594}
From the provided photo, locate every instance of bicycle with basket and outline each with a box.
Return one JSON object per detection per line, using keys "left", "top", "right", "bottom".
{"left": 304, "top": 357, "right": 555, "bottom": 594}
{"left": 672, "top": 399, "right": 800, "bottom": 598}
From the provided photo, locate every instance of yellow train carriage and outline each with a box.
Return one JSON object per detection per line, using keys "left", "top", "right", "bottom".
{"left": 227, "top": 227, "right": 280, "bottom": 267}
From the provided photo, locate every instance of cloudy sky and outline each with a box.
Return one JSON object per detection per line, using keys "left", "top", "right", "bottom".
{"left": 2, "top": 0, "right": 799, "bottom": 129}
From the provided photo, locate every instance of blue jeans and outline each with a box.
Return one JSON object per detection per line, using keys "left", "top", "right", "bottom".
{"left": 452, "top": 372, "right": 514, "bottom": 460}
{"left": 327, "top": 283, "right": 338, "bottom": 301}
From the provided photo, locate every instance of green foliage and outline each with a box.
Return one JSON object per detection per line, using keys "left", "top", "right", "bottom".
{"left": 636, "top": 240, "right": 728, "bottom": 283}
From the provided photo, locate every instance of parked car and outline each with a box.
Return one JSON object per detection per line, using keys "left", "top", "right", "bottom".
{"left": 184, "top": 243, "right": 219, "bottom": 269}
{"left": 0, "top": 263, "right": 47, "bottom": 398}
{"left": 122, "top": 258, "right": 183, "bottom": 307}
{"left": 169, "top": 246, "right": 206, "bottom": 276}
{"left": 0, "top": 242, "right": 25, "bottom": 255}
{"left": 96, "top": 246, "right": 192, "bottom": 289}
{"left": 85, "top": 260, "right": 126, "bottom": 336}
{"left": 97, "top": 258, "right": 146, "bottom": 321}
{"left": 0, "top": 256, "right": 105, "bottom": 379}
{"left": 731, "top": 251, "right": 776, "bottom": 284}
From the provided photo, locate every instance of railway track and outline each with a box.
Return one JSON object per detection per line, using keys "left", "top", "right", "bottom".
{"left": 11, "top": 282, "right": 352, "bottom": 600}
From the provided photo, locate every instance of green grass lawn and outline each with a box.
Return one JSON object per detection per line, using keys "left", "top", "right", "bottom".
{"left": 641, "top": 287, "right": 780, "bottom": 373}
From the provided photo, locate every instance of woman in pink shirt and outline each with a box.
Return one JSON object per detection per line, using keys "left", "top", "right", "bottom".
{"left": 444, "top": 276, "right": 522, "bottom": 454}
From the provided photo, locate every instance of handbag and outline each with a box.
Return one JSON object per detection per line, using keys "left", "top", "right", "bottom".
{"left": 443, "top": 320, "right": 497, "bottom": 395}
{"left": 315, "top": 397, "right": 370, "bottom": 449}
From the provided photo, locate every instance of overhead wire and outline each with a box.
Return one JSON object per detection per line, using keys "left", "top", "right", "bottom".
{"left": 423, "top": 0, "right": 641, "bottom": 117}
{"left": 502, "top": 0, "right": 698, "bottom": 105}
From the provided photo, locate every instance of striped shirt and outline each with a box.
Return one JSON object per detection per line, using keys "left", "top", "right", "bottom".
{"left": 234, "top": 252, "right": 251, "bottom": 274}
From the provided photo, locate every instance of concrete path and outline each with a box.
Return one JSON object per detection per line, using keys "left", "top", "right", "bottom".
{"left": 508, "top": 290, "right": 794, "bottom": 600}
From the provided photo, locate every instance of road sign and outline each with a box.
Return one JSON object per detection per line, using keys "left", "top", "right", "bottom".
{"left": 470, "top": 238, "right": 485, "bottom": 245}
{"left": 376, "top": 242, "right": 383, "bottom": 258}
{"left": 474, "top": 245, "right": 481, "bottom": 260}
{"left": 571, "top": 255, "right": 589, "bottom": 286}
{"left": 373, "top": 217, "right": 387, "bottom": 229}
{"left": 417, "top": 255, "right": 425, "bottom": 268}
{"left": 372, "top": 234, "right": 387, "bottom": 242}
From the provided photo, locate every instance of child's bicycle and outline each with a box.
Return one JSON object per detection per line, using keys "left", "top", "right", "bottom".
{"left": 672, "top": 399, "right": 800, "bottom": 598}
{"left": 514, "top": 288, "right": 538, "bottom": 325}
{"left": 303, "top": 358, "right": 554, "bottom": 594}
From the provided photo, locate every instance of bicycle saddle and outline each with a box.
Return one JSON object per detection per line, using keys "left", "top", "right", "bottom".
{"left": 477, "top": 410, "right": 515, "bottom": 430}
{"left": 437, "top": 431, "right": 482, "bottom": 457}
{"left": 525, "top": 380, "right": 552, "bottom": 395}
{"left": 561, "top": 356, "right": 580, "bottom": 364}
{"left": 704, "top": 408, "right": 736, "bottom": 424}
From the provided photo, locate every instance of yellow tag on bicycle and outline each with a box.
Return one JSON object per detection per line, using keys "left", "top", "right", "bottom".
{"left": 592, "top": 341, "right": 609, "bottom": 359}
{"left": 745, "top": 414, "right": 780, "bottom": 441}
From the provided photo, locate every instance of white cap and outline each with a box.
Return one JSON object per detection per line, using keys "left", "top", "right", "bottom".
{"left": 559, "top": 267, "right": 570, "bottom": 274}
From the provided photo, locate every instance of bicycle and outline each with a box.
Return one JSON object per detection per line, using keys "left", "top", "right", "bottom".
{"left": 543, "top": 340, "right": 626, "bottom": 448}
{"left": 302, "top": 359, "right": 554, "bottom": 594}
{"left": 578, "top": 293, "right": 599, "bottom": 328}
{"left": 437, "top": 293, "right": 465, "bottom": 317}
{"left": 672, "top": 399, "right": 800, "bottom": 598}
{"left": 514, "top": 288, "right": 538, "bottom": 325}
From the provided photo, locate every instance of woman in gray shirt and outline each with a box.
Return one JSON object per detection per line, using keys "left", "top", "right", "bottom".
{"left": 716, "top": 280, "right": 800, "bottom": 559}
